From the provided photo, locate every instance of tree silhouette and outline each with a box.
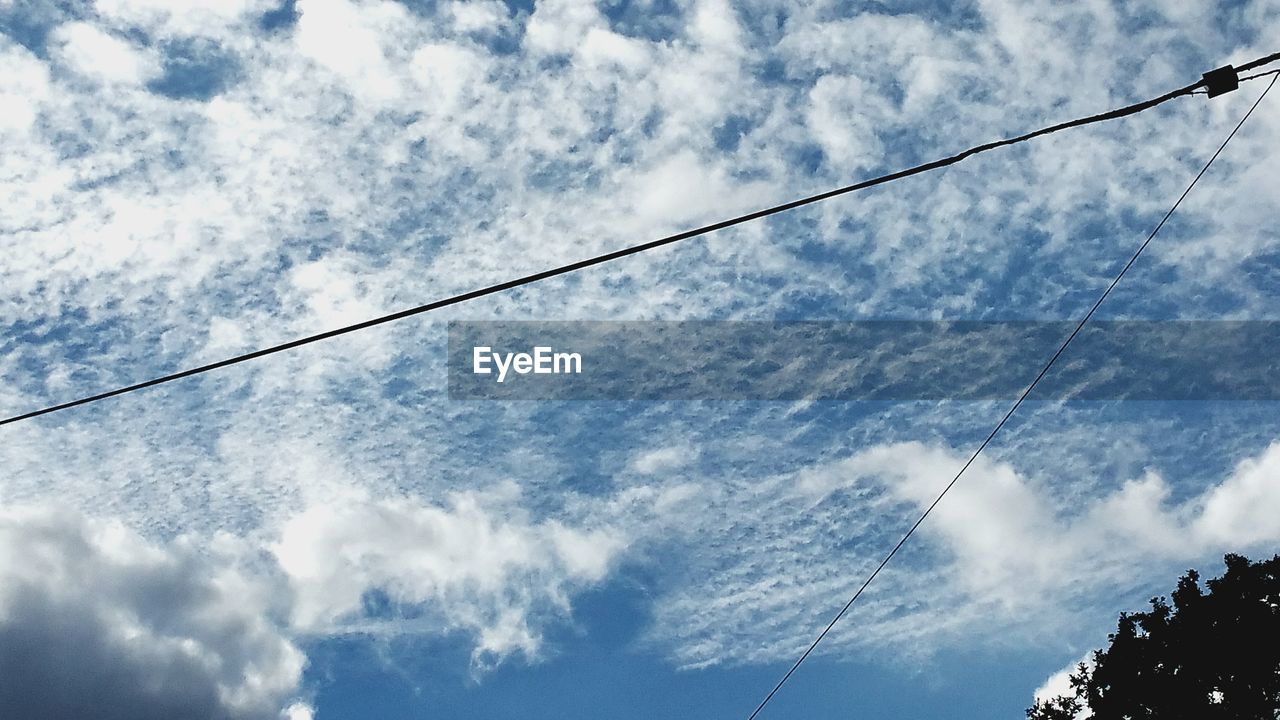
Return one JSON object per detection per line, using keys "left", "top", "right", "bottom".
{"left": 1028, "top": 553, "right": 1280, "bottom": 720}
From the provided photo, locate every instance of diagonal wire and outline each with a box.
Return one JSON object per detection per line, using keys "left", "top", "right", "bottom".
{"left": 744, "top": 71, "right": 1278, "bottom": 720}
{"left": 1, "top": 57, "right": 1277, "bottom": 428}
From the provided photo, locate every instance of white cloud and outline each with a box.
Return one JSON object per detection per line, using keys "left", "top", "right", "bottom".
{"left": 287, "top": 253, "right": 394, "bottom": 336}
{"left": 689, "top": 0, "right": 743, "bottom": 55}
{"left": 806, "top": 73, "right": 890, "bottom": 171}
{"left": 447, "top": 1, "right": 510, "bottom": 34}
{"left": 808, "top": 440, "right": 1280, "bottom": 603}
{"left": 273, "top": 485, "right": 625, "bottom": 666}
{"left": 629, "top": 444, "right": 699, "bottom": 475}
{"left": 52, "top": 22, "right": 159, "bottom": 85}
{"left": 578, "top": 27, "right": 650, "bottom": 71}
{"left": 629, "top": 149, "right": 778, "bottom": 230}
{"left": 95, "top": 0, "right": 268, "bottom": 37}
{"left": 1033, "top": 654, "right": 1092, "bottom": 717}
{"left": 411, "top": 42, "right": 487, "bottom": 115}
{"left": 1194, "top": 441, "right": 1280, "bottom": 546}
{"left": 295, "top": 0, "right": 407, "bottom": 102}
{"left": 0, "top": 505, "right": 305, "bottom": 720}
{"left": 281, "top": 701, "right": 317, "bottom": 720}
{"left": 649, "top": 435, "right": 1280, "bottom": 668}
{"left": 0, "top": 43, "right": 49, "bottom": 132}
{"left": 525, "top": 0, "right": 604, "bottom": 56}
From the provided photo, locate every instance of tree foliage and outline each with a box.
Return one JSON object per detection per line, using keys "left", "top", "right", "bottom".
{"left": 1028, "top": 553, "right": 1280, "bottom": 720}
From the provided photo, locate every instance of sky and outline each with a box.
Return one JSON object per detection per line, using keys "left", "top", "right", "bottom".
{"left": 1, "top": 0, "right": 1279, "bottom": 718}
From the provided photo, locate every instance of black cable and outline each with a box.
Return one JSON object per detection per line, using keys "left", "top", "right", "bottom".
{"left": 1, "top": 55, "right": 1277, "bottom": 428}
{"left": 744, "top": 71, "right": 1277, "bottom": 720}
{"left": 1241, "top": 68, "right": 1280, "bottom": 83}
{"left": 1237, "top": 51, "right": 1280, "bottom": 74}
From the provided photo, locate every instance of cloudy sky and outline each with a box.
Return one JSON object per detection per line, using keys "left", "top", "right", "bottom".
{"left": 1, "top": 0, "right": 1278, "bottom": 718}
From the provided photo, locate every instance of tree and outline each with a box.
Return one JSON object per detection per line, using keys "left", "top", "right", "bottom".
{"left": 1028, "top": 553, "right": 1280, "bottom": 720}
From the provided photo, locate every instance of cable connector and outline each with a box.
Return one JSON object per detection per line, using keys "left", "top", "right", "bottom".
{"left": 1202, "top": 65, "right": 1239, "bottom": 98}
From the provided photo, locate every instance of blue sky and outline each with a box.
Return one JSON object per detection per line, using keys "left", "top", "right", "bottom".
{"left": 1, "top": 1, "right": 1279, "bottom": 719}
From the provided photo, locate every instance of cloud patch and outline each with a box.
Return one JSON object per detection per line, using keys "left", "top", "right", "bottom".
{"left": 0, "top": 505, "right": 306, "bottom": 720}
{"left": 273, "top": 484, "right": 625, "bottom": 668}
{"left": 52, "top": 22, "right": 158, "bottom": 85}
{"left": 649, "top": 435, "right": 1280, "bottom": 668}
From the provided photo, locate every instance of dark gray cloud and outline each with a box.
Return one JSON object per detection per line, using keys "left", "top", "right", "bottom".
{"left": 0, "top": 507, "right": 306, "bottom": 720}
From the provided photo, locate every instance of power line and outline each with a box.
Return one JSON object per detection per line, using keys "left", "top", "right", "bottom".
{"left": 744, "top": 71, "right": 1278, "bottom": 720}
{"left": 1241, "top": 68, "right": 1280, "bottom": 83}
{"left": 1237, "top": 50, "right": 1280, "bottom": 74}
{"left": 1, "top": 55, "right": 1277, "bottom": 428}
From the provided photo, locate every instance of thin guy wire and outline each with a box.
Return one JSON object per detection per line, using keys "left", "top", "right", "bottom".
{"left": 1240, "top": 68, "right": 1280, "bottom": 82}
{"left": 744, "top": 70, "right": 1277, "bottom": 720}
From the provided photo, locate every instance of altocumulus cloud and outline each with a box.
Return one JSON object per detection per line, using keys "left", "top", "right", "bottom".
{"left": 2, "top": 0, "right": 1280, "bottom": 707}
{"left": 0, "top": 505, "right": 309, "bottom": 720}
{"left": 646, "top": 436, "right": 1280, "bottom": 669}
